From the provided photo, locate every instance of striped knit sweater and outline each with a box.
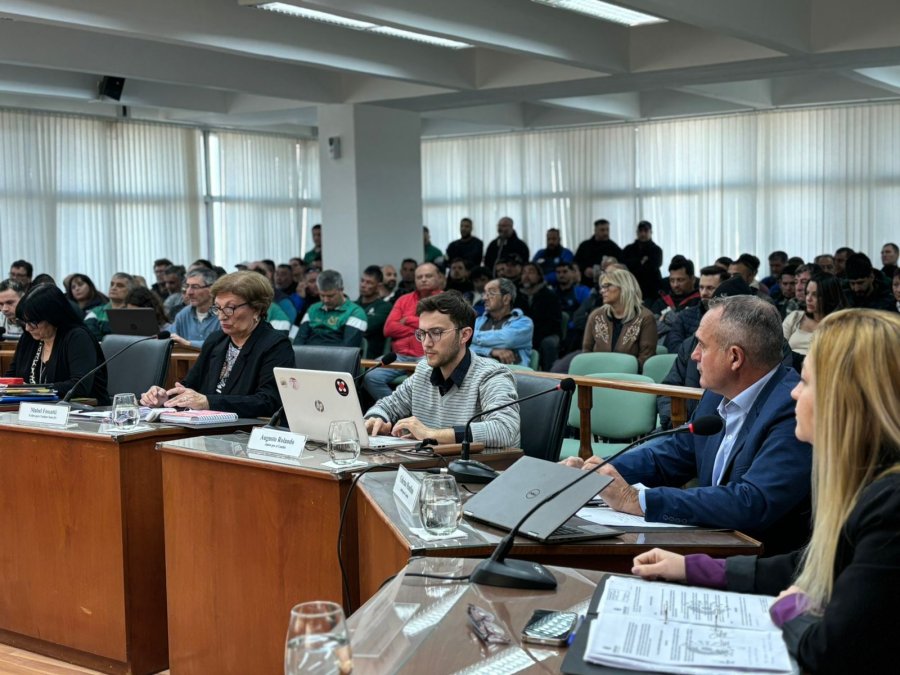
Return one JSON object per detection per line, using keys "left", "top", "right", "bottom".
{"left": 365, "top": 352, "right": 520, "bottom": 448}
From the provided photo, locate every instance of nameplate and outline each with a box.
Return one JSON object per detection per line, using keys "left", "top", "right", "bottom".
{"left": 247, "top": 427, "right": 306, "bottom": 460}
{"left": 19, "top": 402, "right": 70, "bottom": 427}
{"left": 393, "top": 464, "right": 422, "bottom": 513}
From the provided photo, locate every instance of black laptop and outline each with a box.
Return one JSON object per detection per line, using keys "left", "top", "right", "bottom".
{"left": 107, "top": 308, "right": 159, "bottom": 336}
{"left": 463, "top": 456, "right": 620, "bottom": 543}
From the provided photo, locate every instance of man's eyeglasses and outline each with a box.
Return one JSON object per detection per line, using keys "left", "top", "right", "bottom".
{"left": 414, "top": 327, "right": 461, "bottom": 343}
{"left": 182, "top": 283, "right": 210, "bottom": 292}
{"left": 482, "top": 290, "right": 503, "bottom": 298}
{"left": 210, "top": 302, "right": 249, "bottom": 317}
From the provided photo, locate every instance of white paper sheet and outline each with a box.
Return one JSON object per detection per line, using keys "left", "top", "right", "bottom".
{"left": 576, "top": 506, "right": 694, "bottom": 529}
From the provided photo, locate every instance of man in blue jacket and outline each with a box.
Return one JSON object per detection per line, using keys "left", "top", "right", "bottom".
{"left": 566, "top": 295, "right": 811, "bottom": 555}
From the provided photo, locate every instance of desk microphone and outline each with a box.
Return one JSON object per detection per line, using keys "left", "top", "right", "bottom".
{"left": 448, "top": 377, "right": 577, "bottom": 485}
{"left": 60, "top": 331, "right": 171, "bottom": 409}
{"left": 469, "top": 414, "right": 724, "bottom": 590}
{"left": 353, "top": 351, "right": 397, "bottom": 385}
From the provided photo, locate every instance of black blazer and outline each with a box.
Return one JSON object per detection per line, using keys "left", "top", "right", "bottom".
{"left": 181, "top": 321, "right": 293, "bottom": 417}
{"left": 5, "top": 325, "right": 109, "bottom": 405}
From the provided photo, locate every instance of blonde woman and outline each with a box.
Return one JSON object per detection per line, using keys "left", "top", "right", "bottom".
{"left": 631, "top": 309, "right": 900, "bottom": 673}
{"left": 581, "top": 267, "right": 657, "bottom": 367}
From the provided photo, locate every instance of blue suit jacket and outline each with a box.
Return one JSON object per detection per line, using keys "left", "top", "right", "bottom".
{"left": 612, "top": 365, "right": 812, "bottom": 554}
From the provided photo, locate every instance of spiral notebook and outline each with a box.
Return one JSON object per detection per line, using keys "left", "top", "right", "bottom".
{"left": 158, "top": 410, "right": 238, "bottom": 425}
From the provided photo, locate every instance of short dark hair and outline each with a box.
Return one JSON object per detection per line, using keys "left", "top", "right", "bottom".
{"left": 401, "top": 258, "right": 418, "bottom": 267}
{"left": 469, "top": 266, "right": 492, "bottom": 281}
{"left": 637, "top": 220, "right": 652, "bottom": 231}
{"left": 312, "top": 223, "right": 321, "bottom": 231}
{"left": 16, "top": 283, "right": 83, "bottom": 329}
{"left": 522, "top": 262, "right": 544, "bottom": 281}
{"left": 736, "top": 253, "right": 760, "bottom": 273}
{"left": 362, "top": 265, "right": 383, "bottom": 283}
{"left": 556, "top": 261, "right": 576, "bottom": 271}
{"left": 593, "top": 219, "right": 610, "bottom": 227}
{"left": 884, "top": 242, "right": 899, "bottom": 254}
{"left": 547, "top": 227, "right": 560, "bottom": 234}
{"left": 10, "top": 260, "right": 33, "bottom": 278}
{"left": 192, "top": 258, "right": 214, "bottom": 270}
{"left": 787, "top": 256, "right": 805, "bottom": 266}
{"left": 780, "top": 264, "right": 798, "bottom": 278}
{"left": 277, "top": 263, "right": 291, "bottom": 272}
{"left": 669, "top": 258, "right": 695, "bottom": 277}
{"left": 32, "top": 274, "right": 56, "bottom": 287}
{"left": 835, "top": 246, "right": 854, "bottom": 256}
{"left": 715, "top": 256, "right": 734, "bottom": 268}
{"left": 845, "top": 253, "right": 874, "bottom": 280}
{"left": 154, "top": 258, "right": 173, "bottom": 268}
{"left": 416, "top": 290, "right": 476, "bottom": 331}
{"left": 768, "top": 250, "right": 788, "bottom": 263}
{"left": 165, "top": 265, "right": 186, "bottom": 279}
{"left": 460, "top": 217, "right": 472, "bottom": 225}
{"left": 125, "top": 286, "right": 170, "bottom": 325}
{"left": 260, "top": 260, "right": 276, "bottom": 274}
{"left": 699, "top": 265, "right": 729, "bottom": 281}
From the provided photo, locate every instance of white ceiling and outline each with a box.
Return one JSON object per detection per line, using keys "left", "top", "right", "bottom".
{"left": 2, "top": 0, "right": 900, "bottom": 137}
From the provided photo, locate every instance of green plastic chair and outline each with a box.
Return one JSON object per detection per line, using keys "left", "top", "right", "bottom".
{"left": 529, "top": 349, "right": 540, "bottom": 370}
{"left": 568, "top": 352, "right": 638, "bottom": 377}
{"left": 560, "top": 373, "right": 658, "bottom": 460}
{"left": 642, "top": 353, "right": 678, "bottom": 384}
{"left": 656, "top": 343, "right": 669, "bottom": 355}
{"left": 506, "top": 363, "right": 535, "bottom": 372}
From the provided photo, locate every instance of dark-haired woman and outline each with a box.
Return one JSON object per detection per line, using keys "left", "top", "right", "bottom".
{"left": 66, "top": 273, "right": 108, "bottom": 313}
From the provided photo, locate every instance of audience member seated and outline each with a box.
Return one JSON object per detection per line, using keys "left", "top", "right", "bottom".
{"left": 162, "top": 265, "right": 187, "bottom": 318}
{"left": 844, "top": 253, "right": 896, "bottom": 311}
{"left": 631, "top": 309, "right": 900, "bottom": 674}
{"left": 65, "top": 273, "right": 107, "bottom": 315}
{"left": 140, "top": 271, "right": 293, "bottom": 417}
{"left": 445, "top": 258, "right": 474, "bottom": 296}
{"left": 445, "top": 217, "right": 483, "bottom": 271}
{"left": 151, "top": 258, "right": 173, "bottom": 299}
{"left": 772, "top": 264, "right": 800, "bottom": 318}
{"left": 496, "top": 252, "right": 523, "bottom": 287}
{"left": 364, "top": 262, "right": 443, "bottom": 400}
{"left": 664, "top": 265, "right": 729, "bottom": 352}
{"left": 171, "top": 268, "right": 220, "bottom": 348}
{"left": 622, "top": 220, "right": 663, "bottom": 301}
{"left": 385, "top": 258, "right": 417, "bottom": 304}
{"left": 469, "top": 265, "right": 491, "bottom": 316}
{"left": 423, "top": 226, "right": 445, "bottom": 266}
{"left": 471, "top": 278, "right": 534, "bottom": 367}
{"left": 833, "top": 247, "right": 854, "bottom": 277}
{"left": 355, "top": 265, "right": 391, "bottom": 357}
{"left": 303, "top": 223, "right": 322, "bottom": 267}
{"left": 554, "top": 262, "right": 591, "bottom": 349}
{"left": 249, "top": 261, "right": 297, "bottom": 323}
{"left": 125, "top": 286, "right": 172, "bottom": 332}
{"left": 532, "top": 227, "right": 573, "bottom": 286}
{"left": 813, "top": 253, "right": 835, "bottom": 275}
{"left": 5, "top": 284, "right": 109, "bottom": 404}
{"left": 484, "top": 216, "right": 529, "bottom": 276}
{"left": 515, "top": 263, "right": 562, "bottom": 369}
{"left": 0, "top": 278, "right": 26, "bottom": 338}
{"left": 84, "top": 272, "right": 136, "bottom": 341}
{"left": 294, "top": 269, "right": 367, "bottom": 348}
{"left": 783, "top": 273, "right": 847, "bottom": 362}
{"left": 760, "top": 249, "right": 788, "bottom": 291}
{"left": 730, "top": 253, "right": 770, "bottom": 297}
{"left": 567, "top": 295, "right": 812, "bottom": 555}
{"left": 364, "top": 292, "right": 519, "bottom": 447}
{"left": 9, "top": 259, "right": 33, "bottom": 292}
{"left": 881, "top": 242, "right": 898, "bottom": 278}
{"left": 295, "top": 268, "right": 320, "bottom": 322}
{"left": 379, "top": 264, "right": 397, "bottom": 299}
{"left": 651, "top": 257, "right": 701, "bottom": 343}
{"left": 574, "top": 219, "right": 623, "bottom": 285}
{"left": 274, "top": 263, "right": 297, "bottom": 296}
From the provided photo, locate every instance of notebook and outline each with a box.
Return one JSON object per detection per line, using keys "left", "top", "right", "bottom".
{"left": 273, "top": 367, "right": 419, "bottom": 450}
{"left": 158, "top": 410, "right": 238, "bottom": 425}
{"left": 463, "top": 456, "right": 619, "bottom": 543}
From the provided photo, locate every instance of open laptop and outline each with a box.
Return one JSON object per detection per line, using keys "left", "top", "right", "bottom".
{"left": 463, "top": 456, "right": 620, "bottom": 543}
{"left": 107, "top": 308, "right": 159, "bottom": 336}
{"left": 274, "top": 367, "right": 419, "bottom": 450}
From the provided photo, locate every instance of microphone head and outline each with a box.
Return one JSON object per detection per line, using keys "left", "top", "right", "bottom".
{"left": 157, "top": 330, "right": 172, "bottom": 340}
{"left": 689, "top": 415, "right": 724, "bottom": 436}
{"left": 559, "top": 377, "right": 576, "bottom": 393}
{"left": 381, "top": 351, "right": 397, "bottom": 366}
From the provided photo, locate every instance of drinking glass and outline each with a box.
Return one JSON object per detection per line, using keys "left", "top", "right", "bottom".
{"left": 111, "top": 393, "right": 140, "bottom": 429}
{"left": 418, "top": 474, "right": 462, "bottom": 536}
{"left": 328, "top": 420, "right": 361, "bottom": 465}
{"left": 284, "top": 601, "right": 352, "bottom": 675}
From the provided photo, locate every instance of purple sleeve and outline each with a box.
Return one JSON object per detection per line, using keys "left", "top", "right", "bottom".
{"left": 684, "top": 554, "right": 727, "bottom": 589}
{"left": 769, "top": 592, "right": 811, "bottom": 627}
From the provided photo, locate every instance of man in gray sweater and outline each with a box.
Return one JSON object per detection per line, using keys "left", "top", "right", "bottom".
{"left": 364, "top": 291, "right": 520, "bottom": 448}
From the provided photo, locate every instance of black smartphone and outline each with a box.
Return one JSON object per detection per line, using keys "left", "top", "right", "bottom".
{"left": 521, "top": 609, "right": 579, "bottom": 646}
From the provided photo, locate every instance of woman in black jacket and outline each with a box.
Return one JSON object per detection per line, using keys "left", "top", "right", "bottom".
{"left": 5, "top": 283, "right": 109, "bottom": 404}
{"left": 631, "top": 309, "right": 900, "bottom": 674}
{"left": 140, "top": 271, "right": 293, "bottom": 417}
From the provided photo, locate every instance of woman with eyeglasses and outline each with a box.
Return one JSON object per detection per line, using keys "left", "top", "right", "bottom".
{"left": 5, "top": 283, "right": 110, "bottom": 404}
{"left": 140, "top": 271, "right": 293, "bottom": 416}
{"left": 631, "top": 309, "right": 900, "bottom": 673}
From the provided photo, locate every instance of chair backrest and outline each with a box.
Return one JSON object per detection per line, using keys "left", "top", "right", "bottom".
{"left": 656, "top": 343, "right": 670, "bottom": 355}
{"left": 514, "top": 372, "right": 573, "bottom": 462}
{"left": 292, "top": 345, "right": 361, "bottom": 379}
{"left": 528, "top": 349, "right": 540, "bottom": 370}
{"left": 567, "top": 373, "right": 657, "bottom": 440}
{"left": 101, "top": 334, "right": 173, "bottom": 397}
{"left": 505, "top": 363, "right": 534, "bottom": 372}
{"left": 568, "top": 352, "right": 638, "bottom": 376}
{"left": 642, "top": 353, "right": 678, "bottom": 384}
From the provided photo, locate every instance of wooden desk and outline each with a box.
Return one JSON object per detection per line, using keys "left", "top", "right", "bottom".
{"left": 355, "top": 471, "right": 761, "bottom": 604}
{"left": 166, "top": 345, "right": 200, "bottom": 389}
{"left": 157, "top": 435, "right": 520, "bottom": 675}
{"left": 0, "top": 340, "right": 16, "bottom": 374}
{"left": 0, "top": 416, "right": 192, "bottom": 675}
{"left": 347, "top": 557, "right": 604, "bottom": 674}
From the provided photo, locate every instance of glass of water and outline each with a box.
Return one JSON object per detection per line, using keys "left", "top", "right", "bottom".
{"left": 418, "top": 474, "right": 462, "bottom": 536}
{"left": 328, "top": 420, "right": 361, "bottom": 466}
{"left": 111, "top": 393, "right": 140, "bottom": 429}
{"left": 284, "top": 601, "right": 352, "bottom": 675}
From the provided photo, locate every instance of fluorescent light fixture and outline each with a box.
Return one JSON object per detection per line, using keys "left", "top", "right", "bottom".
{"left": 257, "top": 2, "right": 471, "bottom": 49}
{"left": 532, "top": 0, "right": 666, "bottom": 27}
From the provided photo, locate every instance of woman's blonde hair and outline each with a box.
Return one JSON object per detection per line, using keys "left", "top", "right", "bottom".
{"left": 795, "top": 309, "right": 900, "bottom": 609}
{"left": 210, "top": 271, "right": 274, "bottom": 318}
{"left": 598, "top": 268, "right": 644, "bottom": 322}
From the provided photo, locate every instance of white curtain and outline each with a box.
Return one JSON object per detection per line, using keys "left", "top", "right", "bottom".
{"left": 422, "top": 102, "right": 900, "bottom": 269}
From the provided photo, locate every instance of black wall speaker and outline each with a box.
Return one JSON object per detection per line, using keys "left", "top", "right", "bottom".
{"left": 98, "top": 76, "right": 126, "bottom": 101}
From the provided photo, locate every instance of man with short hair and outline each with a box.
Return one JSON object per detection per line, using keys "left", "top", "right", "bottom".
{"left": 446, "top": 217, "right": 484, "bottom": 271}
{"left": 471, "top": 278, "right": 534, "bottom": 367}
{"left": 881, "top": 242, "right": 899, "bottom": 278}
{"left": 423, "top": 226, "right": 445, "bottom": 266}
{"left": 761, "top": 250, "right": 788, "bottom": 290}
{"left": 364, "top": 291, "right": 519, "bottom": 447}
{"left": 484, "top": 216, "right": 530, "bottom": 275}
{"left": 275, "top": 263, "right": 296, "bottom": 295}
{"left": 151, "top": 258, "right": 173, "bottom": 298}
{"left": 170, "top": 268, "right": 220, "bottom": 348}
{"left": 532, "top": 228, "right": 574, "bottom": 286}
{"left": 568, "top": 295, "right": 812, "bottom": 555}
{"left": 9, "top": 260, "right": 32, "bottom": 291}
{"left": 0, "top": 278, "right": 26, "bottom": 338}
{"left": 844, "top": 253, "right": 896, "bottom": 311}
{"left": 772, "top": 264, "right": 800, "bottom": 318}
{"left": 833, "top": 247, "right": 854, "bottom": 277}
{"left": 303, "top": 224, "right": 322, "bottom": 267}
{"left": 85, "top": 272, "right": 137, "bottom": 341}
{"left": 554, "top": 262, "right": 591, "bottom": 353}
{"left": 729, "top": 253, "right": 770, "bottom": 297}
{"left": 622, "top": 221, "right": 663, "bottom": 301}
{"left": 497, "top": 252, "right": 523, "bottom": 287}
{"left": 163, "top": 265, "right": 187, "bottom": 319}
{"left": 574, "top": 219, "right": 623, "bottom": 283}
{"left": 651, "top": 258, "right": 700, "bottom": 317}
{"left": 380, "top": 264, "right": 398, "bottom": 299}
{"left": 813, "top": 254, "right": 835, "bottom": 275}
{"left": 663, "top": 266, "right": 728, "bottom": 352}
{"left": 445, "top": 258, "right": 474, "bottom": 296}
{"left": 515, "top": 263, "right": 562, "bottom": 369}
{"left": 355, "top": 266, "right": 391, "bottom": 357}
{"left": 289, "top": 257, "right": 306, "bottom": 285}
{"left": 386, "top": 258, "right": 418, "bottom": 304}
{"left": 295, "top": 269, "right": 368, "bottom": 347}
{"left": 793, "top": 263, "right": 820, "bottom": 308}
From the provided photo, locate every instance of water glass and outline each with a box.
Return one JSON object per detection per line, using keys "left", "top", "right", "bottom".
{"left": 418, "top": 474, "right": 463, "bottom": 536}
{"left": 285, "top": 601, "right": 352, "bottom": 675}
{"left": 111, "top": 393, "right": 140, "bottom": 429}
{"left": 328, "top": 420, "right": 361, "bottom": 465}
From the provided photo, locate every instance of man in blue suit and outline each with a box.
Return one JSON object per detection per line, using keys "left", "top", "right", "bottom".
{"left": 567, "top": 295, "right": 811, "bottom": 555}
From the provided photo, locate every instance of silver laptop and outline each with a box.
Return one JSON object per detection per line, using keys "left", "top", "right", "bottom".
{"left": 107, "top": 308, "right": 159, "bottom": 336}
{"left": 463, "top": 456, "right": 620, "bottom": 543}
{"left": 274, "top": 367, "right": 419, "bottom": 450}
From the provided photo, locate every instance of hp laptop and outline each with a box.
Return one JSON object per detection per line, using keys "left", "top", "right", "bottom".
{"left": 274, "top": 367, "right": 419, "bottom": 450}
{"left": 107, "top": 308, "right": 159, "bottom": 337}
{"left": 463, "top": 456, "right": 620, "bottom": 543}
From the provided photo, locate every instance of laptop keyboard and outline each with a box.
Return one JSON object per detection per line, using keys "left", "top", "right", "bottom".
{"left": 551, "top": 523, "right": 612, "bottom": 537}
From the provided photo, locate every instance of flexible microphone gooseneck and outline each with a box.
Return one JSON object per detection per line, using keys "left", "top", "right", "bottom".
{"left": 60, "top": 331, "right": 172, "bottom": 409}
{"left": 469, "top": 414, "right": 725, "bottom": 590}
{"left": 448, "top": 377, "right": 577, "bottom": 485}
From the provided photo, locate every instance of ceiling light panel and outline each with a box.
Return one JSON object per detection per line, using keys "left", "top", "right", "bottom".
{"left": 531, "top": 0, "right": 666, "bottom": 27}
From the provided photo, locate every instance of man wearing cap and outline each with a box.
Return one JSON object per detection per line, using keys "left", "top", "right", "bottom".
{"left": 844, "top": 253, "right": 896, "bottom": 311}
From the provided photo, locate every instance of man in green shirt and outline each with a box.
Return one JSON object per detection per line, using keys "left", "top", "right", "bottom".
{"left": 423, "top": 226, "right": 445, "bottom": 267}
{"left": 294, "top": 269, "right": 367, "bottom": 347}
{"left": 303, "top": 223, "right": 322, "bottom": 268}
{"left": 355, "top": 265, "right": 391, "bottom": 358}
